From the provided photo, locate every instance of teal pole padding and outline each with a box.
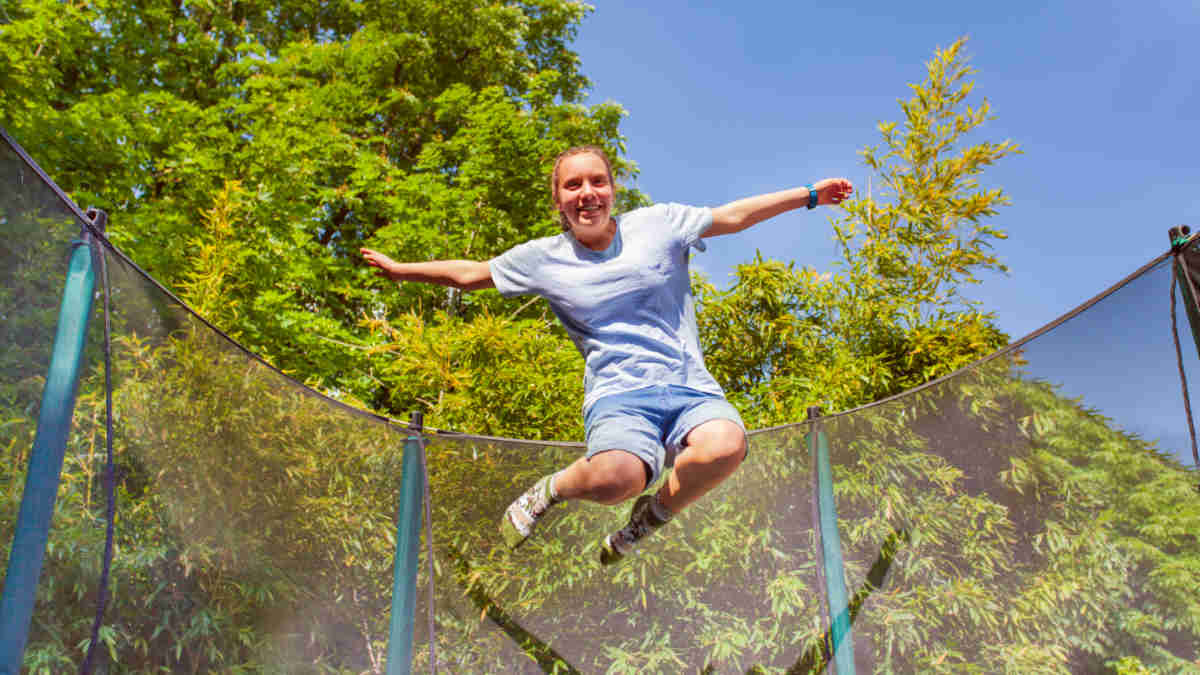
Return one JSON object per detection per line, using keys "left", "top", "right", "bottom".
{"left": 0, "top": 235, "right": 98, "bottom": 675}
{"left": 386, "top": 412, "right": 426, "bottom": 675}
{"left": 811, "top": 423, "right": 857, "bottom": 675}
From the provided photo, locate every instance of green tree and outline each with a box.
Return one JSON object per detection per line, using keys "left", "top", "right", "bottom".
{"left": 0, "top": 0, "right": 641, "bottom": 416}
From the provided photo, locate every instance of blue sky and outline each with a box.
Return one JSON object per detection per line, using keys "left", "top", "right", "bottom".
{"left": 570, "top": 1, "right": 1200, "bottom": 465}
{"left": 571, "top": 0, "right": 1199, "bottom": 341}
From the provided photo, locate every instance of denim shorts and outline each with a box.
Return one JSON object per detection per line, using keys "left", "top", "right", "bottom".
{"left": 583, "top": 384, "right": 746, "bottom": 485}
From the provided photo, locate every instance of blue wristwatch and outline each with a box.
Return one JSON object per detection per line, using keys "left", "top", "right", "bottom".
{"left": 806, "top": 184, "right": 818, "bottom": 209}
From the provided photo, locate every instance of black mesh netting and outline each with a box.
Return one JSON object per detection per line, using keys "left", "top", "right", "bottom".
{"left": 1, "top": 135, "right": 110, "bottom": 671}
{"left": 821, "top": 263, "right": 1200, "bottom": 672}
{"left": 2, "top": 129, "right": 1198, "bottom": 673}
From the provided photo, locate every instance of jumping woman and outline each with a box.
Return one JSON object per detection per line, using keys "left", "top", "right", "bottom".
{"left": 361, "top": 145, "right": 853, "bottom": 565}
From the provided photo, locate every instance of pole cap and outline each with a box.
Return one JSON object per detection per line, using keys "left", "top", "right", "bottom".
{"left": 1170, "top": 225, "right": 1192, "bottom": 252}
{"left": 84, "top": 207, "right": 108, "bottom": 234}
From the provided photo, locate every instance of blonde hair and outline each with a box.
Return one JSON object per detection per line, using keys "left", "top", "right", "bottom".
{"left": 550, "top": 145, "right": 615, "bottom": 231}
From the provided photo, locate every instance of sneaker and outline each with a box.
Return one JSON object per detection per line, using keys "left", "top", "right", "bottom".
{"left": 500, "top": 474, "right": 560, "bottom": 549}
{"left": 599, "top": 494, "right": 671, "bottom": 566}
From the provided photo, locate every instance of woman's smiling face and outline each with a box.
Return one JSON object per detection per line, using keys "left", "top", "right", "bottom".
{"left": 555, "top": 151, "right": 615, "bottom": 248}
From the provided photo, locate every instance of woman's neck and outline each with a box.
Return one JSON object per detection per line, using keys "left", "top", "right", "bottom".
{"left": 572, "top": 218, "right": 617, "bottom": 251}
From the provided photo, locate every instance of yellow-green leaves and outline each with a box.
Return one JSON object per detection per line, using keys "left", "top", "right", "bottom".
{"left": 840, "top": 37, "right": 1019, "bottom": 316}
{"left": 364, "top": 310, "right": 585, "bottom": 439}
{"left": 698, "top": 38, "right": 1013, "bottom": 426}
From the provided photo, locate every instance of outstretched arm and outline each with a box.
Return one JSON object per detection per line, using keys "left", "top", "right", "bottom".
{"left": 360, "top": 248, "right": 495, "bottom": 291}
{"left": 705, "top": 178, "right": 854, "bottom": 238}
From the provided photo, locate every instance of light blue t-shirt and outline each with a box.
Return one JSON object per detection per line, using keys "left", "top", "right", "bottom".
{"left": 489, "top": 203, "right": 725, "bottom": 411}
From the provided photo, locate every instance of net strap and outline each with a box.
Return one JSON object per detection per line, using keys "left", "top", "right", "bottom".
{"left": 81, "top": 225, "right": 116, "bottom": 674}
{"left": 419, "top": 432, "right": 437, "bottom": 673}
{"left": 1170, "top": 260, "right": 1200, "bottom": 469}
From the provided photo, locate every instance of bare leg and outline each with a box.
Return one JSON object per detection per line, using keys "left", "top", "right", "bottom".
{"left": 553, "top": 450, "right": 648, "bottom": 505}
{"left": 500, "top": 449, "right": 648, "bottom": 548}
{"left": 598, "top": 419, "right": 746, "bottom": 565}
{"left": 657, "top": 419, "right": 747, "bottom": 514}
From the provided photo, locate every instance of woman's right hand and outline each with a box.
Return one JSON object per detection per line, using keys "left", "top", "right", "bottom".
{"left": 358, "top": 250, "right": 495, "bottom": 290}
{"left": 360, "top": 248, "right": 400, "bottom": 280}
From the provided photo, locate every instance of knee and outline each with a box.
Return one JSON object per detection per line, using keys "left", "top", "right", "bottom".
{"left": 687, "top": 420, "right": 748, "bottom": 466}
{"left": 586, "top": 453, "right": 648, "bottom": 505}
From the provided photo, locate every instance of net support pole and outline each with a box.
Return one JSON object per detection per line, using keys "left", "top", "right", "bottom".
{"left": 0, "top": 221, "right": 100, "bottom": 675}
{"left": 386, "top": 412, "right": 426, "bottom": 675}
{"left": 808, "top": 407, "right": 856, "bottom": 675}
{"left": 1170, "top": 226, "right": 1200, "bottom": 360}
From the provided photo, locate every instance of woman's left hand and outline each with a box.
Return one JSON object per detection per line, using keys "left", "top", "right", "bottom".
{"left": 813, "top": 178, "right": 854, "bottom": 206}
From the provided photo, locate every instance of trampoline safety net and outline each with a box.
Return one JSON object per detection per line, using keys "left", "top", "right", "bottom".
{"left": 1, "top": 131, "right": 1198, "bottom": 674}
